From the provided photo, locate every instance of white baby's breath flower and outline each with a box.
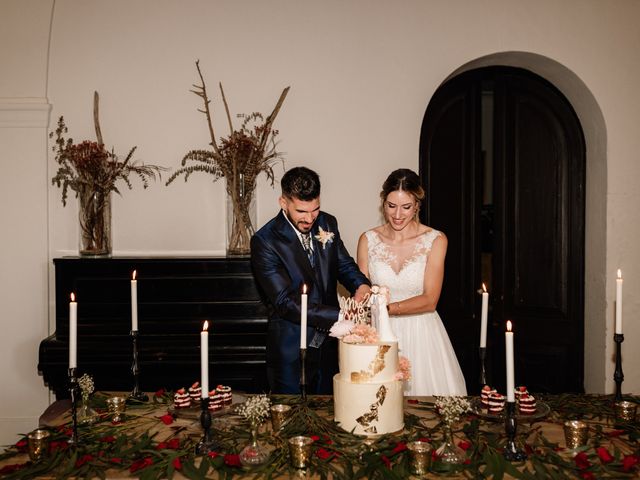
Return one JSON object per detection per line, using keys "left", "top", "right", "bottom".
{"left": 435, "top": 396, "right": 470, "bottom": 426}
{"left": 78, "top": 374, "right": 95, "bottom": 396}
{"left": 235, "top": 394, "right": 271, "bottom": 425}
{"left": 329, "top": 319, "right": 355, "bottom": 338}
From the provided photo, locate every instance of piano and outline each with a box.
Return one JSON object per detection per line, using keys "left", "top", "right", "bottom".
{"left": 38, "top": 257, "right": 270, "bottom": 399}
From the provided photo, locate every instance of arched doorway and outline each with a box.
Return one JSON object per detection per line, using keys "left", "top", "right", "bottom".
{"left": 420, "top": 66, "right": 585, "bottom": 393}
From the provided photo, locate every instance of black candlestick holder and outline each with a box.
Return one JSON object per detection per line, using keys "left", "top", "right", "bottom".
{"left": 195, "top": 397, "right": 219, "bottom": 454}
{"left": 503, "top": 401, "right": 526, "bottom": 461}
{"left": 299, "top": 348, "right": 307, "bottom": 402}
{"left": 614, "top": 333, "right": 624, "bottom": 402}
{"left": 478, "top": 346, "right": 488, "bottom": 387}
{"left": 128, "top": 330, "right": 148, "bottom": 402}
{"left": 68, "top": 367, "right": 79, "bottom": 445}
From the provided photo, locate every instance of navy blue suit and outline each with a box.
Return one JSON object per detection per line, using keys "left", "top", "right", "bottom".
{"left": 250, "top": 210, "right": 369, "bottom": 394}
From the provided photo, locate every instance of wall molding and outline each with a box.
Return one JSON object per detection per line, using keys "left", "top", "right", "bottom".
{"left": 0, "top": 98, "right": 51, "bottom": 128}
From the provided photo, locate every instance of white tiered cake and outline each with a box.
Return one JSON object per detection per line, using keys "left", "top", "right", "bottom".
{"left": 332, "top": 287, "right": 405, "bottom": 436}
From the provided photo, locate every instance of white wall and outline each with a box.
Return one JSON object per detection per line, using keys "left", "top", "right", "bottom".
{"left": 1, "top": 0, "right": 639, "bottom": 446}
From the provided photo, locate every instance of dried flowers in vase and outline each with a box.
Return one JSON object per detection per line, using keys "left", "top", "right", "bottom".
{"left": 165, "top": 60, "right": 290, "bottom": 256}
{"left": 235, "top": 394, "right": 272, "bottom": 465}
{"left": 50, "top": 92, "right": 166, "bottom": 256}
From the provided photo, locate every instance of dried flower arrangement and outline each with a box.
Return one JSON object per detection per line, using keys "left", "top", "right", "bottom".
{"left": 165, "top": 60, "right": 290, "bottom": 255}
{"left": 51, "top": 92, "right": 165, "bottom": 255}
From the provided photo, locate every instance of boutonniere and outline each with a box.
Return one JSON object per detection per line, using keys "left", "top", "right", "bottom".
{"left": 314, "top": 226, "right": 335, "bottom": 249}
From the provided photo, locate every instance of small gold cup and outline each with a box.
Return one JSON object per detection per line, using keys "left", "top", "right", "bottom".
{"left": 28, "top": 429, "right": 51, "bottom": 462}
{"left": 563, "top": 420, "right": 588, "bottom": 449}
{"left": 288, "top": 435, "right": 313, "bottom": 469}
{"left": 106, "top": 396, "right": 127, "bottom": 422}
{"left": 615, "top": 401, "right": 637, "bottom": 422}
{"left": 271, "top": 404, "right": 292, "bottom": 431}
{"left": 407, "top": 440, "right": 432, "bottom": 475}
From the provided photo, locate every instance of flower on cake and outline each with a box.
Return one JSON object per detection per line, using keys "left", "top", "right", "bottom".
{"left": 394, "top": 356, "right": 411, "bottom": 381}
{"left": 341, "top": 322, "right": 379, "bottom": 344}
{"left": 314, "top": 226, "right": 335, "bottom": 249}
{"left": 329, "top": 318, "right": 355, "bottom": 338}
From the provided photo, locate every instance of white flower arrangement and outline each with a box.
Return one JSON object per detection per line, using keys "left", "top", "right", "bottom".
{"left": 235, "top": 394, "right": 272, "bottom": 425}
{"left": 78, "top": 373, "right": 95, "bottom": 397}
{"left": 435, "top": 396, "right": 470, "bottom": 426}
{"left": 314, "top": 226, "right": 335, "bottom": 249}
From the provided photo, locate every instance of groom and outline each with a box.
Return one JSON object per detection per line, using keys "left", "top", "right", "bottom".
{"left": 251, "top": 166, "right": 370, "bottom": 394}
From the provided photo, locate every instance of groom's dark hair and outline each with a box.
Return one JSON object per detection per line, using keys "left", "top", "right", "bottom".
{"left": 281, "top": 167, "right": 321, "bottom": 201}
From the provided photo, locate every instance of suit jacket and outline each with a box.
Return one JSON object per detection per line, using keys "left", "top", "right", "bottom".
{"left": 251, "top": 210, "right": 369, "bottom": 393}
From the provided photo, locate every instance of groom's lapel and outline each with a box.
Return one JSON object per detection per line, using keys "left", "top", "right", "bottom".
{"left": 274, "top": 211, "right": 316, "bottom": 282}
{"left": 311, "top": 219, "right": 330, "bottom": 293}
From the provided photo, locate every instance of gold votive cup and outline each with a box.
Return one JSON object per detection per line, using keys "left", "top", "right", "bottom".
{"left": 271, "top": 404, "right": 292, "bottom": 431}
{"left": 106, "top": 396, "right": 127, "bottom": 422}
{"left": 407, "top": 440, "right": 432, "bottom": 475}
{"left": 288, "top": 435, "right": 313, "bottom": 469}
{"left": 615, "top": 401, "right": 637, "bottom": 422}
{"left": 28, "top": 429, "right": 51, "bottom": 462}
{"left": 563, "top": 420, "right": 588, "bottom": 449}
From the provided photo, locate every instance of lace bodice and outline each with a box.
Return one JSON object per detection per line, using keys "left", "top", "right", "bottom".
{"left": 366, "top": 229, "right": 441, "bottom": 303}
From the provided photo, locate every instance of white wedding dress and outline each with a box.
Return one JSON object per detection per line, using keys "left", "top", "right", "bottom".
{"left": 366, "top": 229, "right": 467, "bottom": 396}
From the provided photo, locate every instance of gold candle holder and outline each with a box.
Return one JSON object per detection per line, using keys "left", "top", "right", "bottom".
{"left": 106, "top": 396, "right": 127, "bottom": 423}
{"left": 288, "top": 435, "right": 313, "bottom": 469}
{"left": 407, "top": 440, "right": 432, "bottom": 475}
{"left": 270, "top": 404, "right": 292, "bottom": 431}
{"left": 563, "top": 420, "right": 588, "bottom": 449}
{"left": 28, "top": 429, "right": 51, "bottom": 462}
{"left": 615, "top": 401, "right": 637, "bottom": 422}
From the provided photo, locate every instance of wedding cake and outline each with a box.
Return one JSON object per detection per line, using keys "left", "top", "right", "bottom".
{"left": 332, "top": 287, "right": 407, "bottom": 436}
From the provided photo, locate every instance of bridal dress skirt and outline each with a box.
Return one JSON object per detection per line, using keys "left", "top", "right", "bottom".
{"left": 390, "top": 311, "right": 467, "bottom": 396}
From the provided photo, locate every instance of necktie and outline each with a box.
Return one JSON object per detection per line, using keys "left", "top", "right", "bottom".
{"left": 301, "top": 233, "right": 314, "bottom": 264}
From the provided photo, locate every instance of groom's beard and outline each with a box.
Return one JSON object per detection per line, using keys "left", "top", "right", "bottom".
{"left": 283, "top": 210, "right": 316, "bottom": 234}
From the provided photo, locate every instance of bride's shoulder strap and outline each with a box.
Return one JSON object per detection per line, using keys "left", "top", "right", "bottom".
{"left": 365, "top": 229, "right": 380, "bottom": 244}
{"left": 421, "top": 228, "right": 442, "bottom": 251}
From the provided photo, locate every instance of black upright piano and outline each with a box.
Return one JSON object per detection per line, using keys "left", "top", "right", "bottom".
{"left": 38, "top": 257, "right": 269, "bottom": 399}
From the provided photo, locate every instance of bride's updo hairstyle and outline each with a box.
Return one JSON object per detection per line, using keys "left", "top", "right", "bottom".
{"left": 380, "top": 168, "right": 425, "bottom": 203}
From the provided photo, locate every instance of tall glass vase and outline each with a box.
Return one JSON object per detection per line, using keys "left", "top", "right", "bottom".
{"left": 239, "top": 420, "right": 269, "bottom": 466}
{"left": 78, "top": 186, "right": 112, "bottom": 257}
{"left": 435, "top": 426, "right": 466, "bottom": 464}
{"left": 226, "top": 174, "right": 256, "bottom": 257}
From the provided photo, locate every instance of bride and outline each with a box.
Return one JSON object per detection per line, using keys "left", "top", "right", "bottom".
{"left": 357, "top": 168, "right": 467, "bottom": 396}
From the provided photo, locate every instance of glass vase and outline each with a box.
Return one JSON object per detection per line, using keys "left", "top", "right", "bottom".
{"left": 435, "top": 427, "right": 466, "bottom": 464}
{"left": 78, "top": 393, "right": 98, "bottom": 425}
{"left": 226, "top": 174, "right": 256, "bottom": 257}
{"left": 78, "top": 186, "right": 112, "bottom": 257}
{"left": 239, "top": 421, "right": 269, "bottom": 466}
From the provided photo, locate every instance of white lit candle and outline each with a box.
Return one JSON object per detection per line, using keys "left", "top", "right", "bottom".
{"left": 201, "top": 321, "right": 209, "bottom": 399}
{"left": 480, "top": 283, "right": 489, "bottom": 348}
{"left": 505, "top": 320, "right": 515, "bottom": 402}
{"left": 300, "top": 284, "right": 308, "bottom": 349}
{"left": 131, "top": 270, "right": 138, "bottom": 332}
{"left": 69, "top": 293, "right": 77, "bottom": 369}
{"left": 615, "top": 269, "right": 623, "bottom": 335}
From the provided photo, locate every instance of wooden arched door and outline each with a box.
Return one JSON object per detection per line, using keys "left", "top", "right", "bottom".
{"left": 419, "top": 67, "right": 585, "bottom": 393}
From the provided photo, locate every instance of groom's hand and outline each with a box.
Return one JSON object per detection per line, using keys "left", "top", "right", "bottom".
{"left": 353, "top": 284, "right": 371, "bottom": 303}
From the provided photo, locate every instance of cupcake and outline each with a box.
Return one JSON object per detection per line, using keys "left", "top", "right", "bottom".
{"left": 481, "top": 385, "right": 496, "bottom": 408}
{"left": 188, "top": 382, "right": 202, "bottom": 402}
{"left": 488, "top": 392, "right": 505, "bottom": 414}
{"left": 518, "top": 394, "right": 536, "bottom": 415}
{"left": 216, "top": 385, "right": 233, "bottom": 406}
{"left": 208, "top": 389, "right": 224, "bottom": 412}
{"left": 515, "top": 386, "right": 528, "bottom": 403}
{"left": 173, "top": 388, "right": 191, "bottom": 409}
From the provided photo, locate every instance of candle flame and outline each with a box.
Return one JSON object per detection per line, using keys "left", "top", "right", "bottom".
{"left": 506, "top": 320, "right": 513, "bottom": 332}
{"left": 203, "top": 320, "right": 209, "bottom": 332}
{"left": 617, "top": 268, "right": 622, "bottom": 279}
{"left": 132, "top": 270, "right": 137, "bottom": 280}
{"left": 482, "top": 283, "right": 487, "bottom": 293}
{"left": 70, "top": 293, "right": 76, "bottom": 302}
{"left": 302, "top": 284, "right": 307, "bottom": 294}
